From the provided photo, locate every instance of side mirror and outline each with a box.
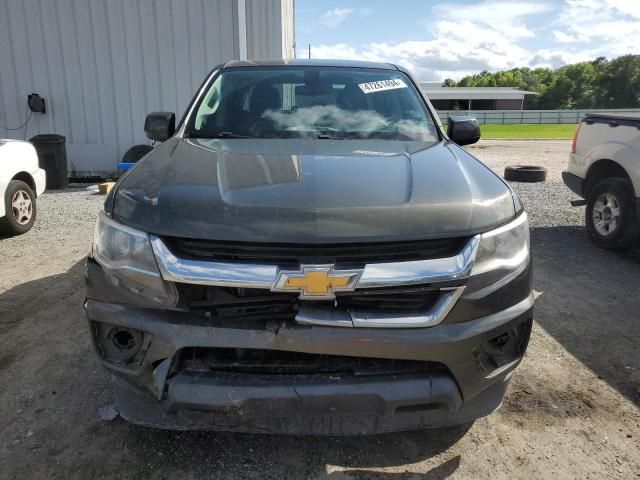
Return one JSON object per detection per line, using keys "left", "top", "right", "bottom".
{"left": 144, "top": 112, "right": 176, "bottom": 142}
{"left": 447, "top": 116, "right": 480, "bottom": 146}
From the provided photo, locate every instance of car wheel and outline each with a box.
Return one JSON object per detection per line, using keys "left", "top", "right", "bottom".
{"left": 0, "top": 180, "right": 37, "bottom": 236}
{"left": 122, "top": 144, "right": 153, "bottom": 163}
{"left": 504, "top": 165, "right": 547, "bottom": 182}
{"left": 585, "top": 177, "right": 638, "bottom": 250}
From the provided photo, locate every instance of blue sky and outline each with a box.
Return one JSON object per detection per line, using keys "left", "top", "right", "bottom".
{"left": 295, "top": 0, "right": 640, "bottom": 81}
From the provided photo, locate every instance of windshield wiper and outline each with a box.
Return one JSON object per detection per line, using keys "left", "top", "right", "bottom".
{"left": 317, "top": 134, "right": 346, "bottom": 140}
{"left": 185, "top": 131, "right": 255, "bottom": 139}
{"left": 216, "top": 131, "right": 255, "bottom": 139}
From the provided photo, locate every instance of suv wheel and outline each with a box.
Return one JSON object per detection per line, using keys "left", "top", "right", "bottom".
{"left": 0, "top": 180, "right": 37, "bottom": 236}
{"left": 585, "top": 178, "right": 638, "bottom": 250}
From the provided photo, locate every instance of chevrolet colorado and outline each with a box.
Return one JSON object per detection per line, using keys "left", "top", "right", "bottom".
{"left": 85, "top": 60, "right": 533, "bottom": 435}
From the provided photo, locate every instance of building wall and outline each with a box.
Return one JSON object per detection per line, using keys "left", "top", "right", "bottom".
{"left": 429, "top": 98, "right": 525, "bottom": 111}
{"left": 495, "top": 99, "right": 523, "bottom": 110}
{"left": 0, "top": 0, "right": 295, "bottom": 176}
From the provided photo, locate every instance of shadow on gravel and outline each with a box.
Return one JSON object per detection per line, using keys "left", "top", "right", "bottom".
{"left": 118, "top": 422, "right": 469, "bottom": 478}
{"left": 530, "top": 225, "right": 640, "bottom": 406}
{"left": 0, "top": 260, "right": 87, "bottom": 335}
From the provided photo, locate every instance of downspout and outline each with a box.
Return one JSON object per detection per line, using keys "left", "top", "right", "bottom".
{"left": 237, "top": 0, "right": 248, "bottom": 60}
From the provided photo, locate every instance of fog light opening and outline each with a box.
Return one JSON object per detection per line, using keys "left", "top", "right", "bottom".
{"left": 488, "top": 332, "right": 510, "bottom": 350}
{"left": 112, "top": 330, "right": 136, "bottom": 351}
{"left": 92, "top": 322, "right": 146, "bottom": 366}
{"left": 475, "top": 317, "right": 533, "bottom": 376}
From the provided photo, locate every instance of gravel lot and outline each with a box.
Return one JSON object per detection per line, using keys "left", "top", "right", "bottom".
{"left": 0, "top": 140, "right": 638, "bottom": 479}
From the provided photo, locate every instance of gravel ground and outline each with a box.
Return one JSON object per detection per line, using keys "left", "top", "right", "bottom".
{"left": 0, "top": 140, "right": 639, "bottom": 479}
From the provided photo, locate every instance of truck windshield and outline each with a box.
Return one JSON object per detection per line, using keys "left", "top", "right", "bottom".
{"left": 185, "top": 67, "right": 439, "bottom": 142}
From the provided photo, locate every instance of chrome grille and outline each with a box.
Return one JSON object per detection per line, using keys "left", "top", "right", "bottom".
{"left": 162, "top": 236, "right": 471, "bottom": 268}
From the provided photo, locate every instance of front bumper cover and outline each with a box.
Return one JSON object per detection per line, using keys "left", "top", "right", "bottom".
{"left": 85, "top": 255, "right": 533, "bottom": 434}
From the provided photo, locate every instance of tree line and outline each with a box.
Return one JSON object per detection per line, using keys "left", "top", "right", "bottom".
{"left": 443, "top": 55, "right": 640, "bottom": 109}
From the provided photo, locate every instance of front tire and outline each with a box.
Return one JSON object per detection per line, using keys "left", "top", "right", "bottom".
{"left": 0, "top": 180, "right": 37, "bottom": 236}
{"left": 585, "top": 178, "right": 638, "bottom": 250}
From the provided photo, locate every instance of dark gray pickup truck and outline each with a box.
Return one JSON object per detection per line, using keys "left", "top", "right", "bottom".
{"left": 85, "top": 59, "right": 533, "bottom": 435}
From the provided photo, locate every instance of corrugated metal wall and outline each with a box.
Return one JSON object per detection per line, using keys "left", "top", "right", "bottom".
{"left": 0, "top": 0, "right": 295, "bottom": 175}
{"left": 245, "top": 0, "right": 295, "bottom": 60}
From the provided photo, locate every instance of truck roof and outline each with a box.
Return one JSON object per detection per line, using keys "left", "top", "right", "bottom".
{"left": 584, "top": 113, "right": 640, "bottom": 127}
{"left": 222, "top": 59, "right": 398, "bottom": 70}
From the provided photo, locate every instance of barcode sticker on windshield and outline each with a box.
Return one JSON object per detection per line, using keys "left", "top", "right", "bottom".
{"left": 358, "top": 79, "right": 407, "bottom": 94}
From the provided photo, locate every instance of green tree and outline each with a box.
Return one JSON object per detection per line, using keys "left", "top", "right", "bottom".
{"left": 448, "top": 55, "right": 640, "bottom": 109}
{"left": 597, "top": 55, "right": 640, "bottom": 108}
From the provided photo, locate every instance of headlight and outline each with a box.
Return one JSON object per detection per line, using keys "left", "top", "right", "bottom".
{"left": 471, "top": 213, "right": 530, "bottom": 276}
{"left": 93, "top": 211, "right": 177, "bottom": 306}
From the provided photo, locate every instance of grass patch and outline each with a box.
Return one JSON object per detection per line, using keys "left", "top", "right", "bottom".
{"left": 480, "top": 123, "right": 578, "bottom": 139}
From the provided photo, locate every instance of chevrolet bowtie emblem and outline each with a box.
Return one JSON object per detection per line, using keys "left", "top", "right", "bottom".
{"left": 272, "top": 265, "right": 362, "bottom": 300}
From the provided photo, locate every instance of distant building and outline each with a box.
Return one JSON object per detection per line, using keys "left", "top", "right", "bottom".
{"left": 419, "top": 82, "right": 538, "bottom": 110}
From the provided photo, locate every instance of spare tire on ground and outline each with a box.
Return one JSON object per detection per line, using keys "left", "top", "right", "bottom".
{"left": 504, "top": 165, "right": 547, "bottom": 182}
{"left": 122, "top": 144, "right": 153, "bottom": 163}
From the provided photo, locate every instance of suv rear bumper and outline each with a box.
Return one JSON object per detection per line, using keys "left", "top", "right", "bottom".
{"left": 562, "top": 170, "right": 585, "bottom": 197}
{"left": 85, "top": 287, "right": 533, "bottom": 435}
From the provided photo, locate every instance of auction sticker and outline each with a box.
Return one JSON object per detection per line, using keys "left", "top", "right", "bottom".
{"left": 358, "top": 78, "right": 407, "bottom": 94}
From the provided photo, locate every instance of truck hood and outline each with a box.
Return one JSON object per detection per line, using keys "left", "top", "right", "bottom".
{"left": 112, "top": 138, "right": 515, "bottom": 243}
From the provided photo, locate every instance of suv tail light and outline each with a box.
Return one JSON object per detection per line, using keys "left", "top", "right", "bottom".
{"left": 571, "top": 124, "right": 582, "bottom": 153}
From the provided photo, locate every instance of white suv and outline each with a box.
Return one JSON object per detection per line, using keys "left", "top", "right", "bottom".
{"left": 0, "top": 139, "right": 46, "bottom": 236}
{"left": 563, "top": 113, "right": 640, "bottom": 250}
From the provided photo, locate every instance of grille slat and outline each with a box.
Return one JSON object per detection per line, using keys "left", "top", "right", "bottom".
{"left": 163, "top": 236, "right": 469, "bottom": 268}
{"left": 178, "top": 285, "right": 442, "bottom": 319}
{"left": 178, "top": 347, "right": 444, "bottom": 377}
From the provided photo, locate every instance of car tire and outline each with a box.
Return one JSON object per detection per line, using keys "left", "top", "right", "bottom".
{"left": 504, "top": 165, "right": 547, "bottom": 182}
{"left": 585, "top": 177, "right": 638, "bottom": 251}
{"left": 0, "top": 180, "right": 37, "bottom": 236}
{"left": 122, "top": 144, "right": 153, "bottom": 163}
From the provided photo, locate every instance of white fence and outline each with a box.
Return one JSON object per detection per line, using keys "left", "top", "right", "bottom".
{"left": 437, "top": 108, "right": 640, "bottom": 125}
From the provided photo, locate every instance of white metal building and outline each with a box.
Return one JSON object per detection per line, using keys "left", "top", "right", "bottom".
{"left": 0, "top": 0, "right": 295, "bottom": 176}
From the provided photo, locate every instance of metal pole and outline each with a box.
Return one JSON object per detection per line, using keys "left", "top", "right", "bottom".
{"left": 308, "top": 44, "right": 311, "bottom": 59}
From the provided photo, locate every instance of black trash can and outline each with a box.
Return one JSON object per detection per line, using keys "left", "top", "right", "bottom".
{"left": 29, "top": 134, "right": 68, "bottom": 189}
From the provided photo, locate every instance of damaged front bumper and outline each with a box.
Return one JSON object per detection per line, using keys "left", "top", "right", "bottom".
{"left": 85, "top": 259, "right": 533, "bottom": 435}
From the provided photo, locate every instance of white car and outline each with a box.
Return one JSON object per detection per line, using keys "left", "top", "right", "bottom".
{"left": 0, "top": 139, "right": 46, "bottom": 235}
{"left": 563, "top": 113, "right": 640, "bottom": 250}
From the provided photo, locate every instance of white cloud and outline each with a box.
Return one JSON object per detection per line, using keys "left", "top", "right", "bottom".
{"left": 318, "top": 8, "right": 355, "bottom": 29}
{"left": 302, "top": 0, "right": 640, "bottom": 81}
{"left": 305, "top": 34, "right": 530, "bottom": 81}
{"left": 552, "top": 0, "right": 640, "bottom": 58}
{"left": 556, "top": 0, "right": 640, "bottom": 39}
{"left": 301, "top": 43, "right": 363, "bottom": 61}
{"left": 605, "top": 0, "right": 640, "bottom": 18}
{"left": 529, "top": 49, "right": 591, "bottom": 69}
{"left": 429, "top": 0, "right": 554, "bottom": 39}
{"left": 553, "top": 31, "right": 579, "bottom": 43}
